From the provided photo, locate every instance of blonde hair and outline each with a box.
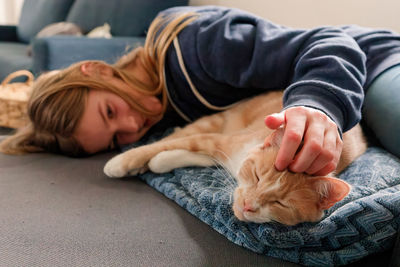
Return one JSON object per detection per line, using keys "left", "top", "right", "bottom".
{"left": 0, "top": 12, "right": 198, "bottom": 157}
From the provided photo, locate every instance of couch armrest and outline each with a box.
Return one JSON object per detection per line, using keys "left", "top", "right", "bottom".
{"left": 31, "top": 36, "right": 145, "bottom": 74}
{"left": 0, "top": 25, "right": 18, "bottom": 42}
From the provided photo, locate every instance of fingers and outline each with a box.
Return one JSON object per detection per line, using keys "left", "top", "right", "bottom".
{"left": 313, "top": 137, "right": 343, "bottom": 176}
{"left": 265, "top": 112, "right": 285, "bottom": 130}
{"left": 271, "top": 106, "right": 342, "bottom": 175}
{"left": 302, "top": 126, "right": 338, "bottom": 175}
{"left": 289, "top": 120, "right": 325, "bottom": 173}
{"left": 274, "top": 109, "right": 306, "bottom": 171}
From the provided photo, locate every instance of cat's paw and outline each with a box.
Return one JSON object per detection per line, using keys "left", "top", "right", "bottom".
{"left": 104, "top": 154, "right": 148, "bottom": 178}
{"left": 104, "top": 154, "right": 128, "bottom": 178}
{"left": 148, "top": 151, "right": 178, "bottom": 173}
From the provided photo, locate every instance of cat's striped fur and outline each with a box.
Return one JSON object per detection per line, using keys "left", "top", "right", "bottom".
{"left": 104, "top": 91, "right": 367, "bottom": 225}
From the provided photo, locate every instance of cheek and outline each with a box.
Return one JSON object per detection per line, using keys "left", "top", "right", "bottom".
{"left": 257, "top": 203, "right": 300, "bottom": 226}
{"left": 140, "top": 95, "right": 162, "bottom": 113}
{"left": 233, "top": 187, "right": 244, "bottom": 207}
{"left": 291, "top": 200, "right": 323, "bottom": 223}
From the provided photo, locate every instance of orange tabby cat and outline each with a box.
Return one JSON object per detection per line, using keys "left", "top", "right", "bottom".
{"left": 104, "top": 91, "right": 367, "bottom": 225}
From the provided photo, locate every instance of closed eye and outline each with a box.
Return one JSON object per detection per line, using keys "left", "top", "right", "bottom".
{"left": 253, "top": 169, "right": 260, "bottom": 183}
{"left": 106, "top": 104, "right": 114, "bottom": 119}
{"left": 274, "top": 201, "right": 288, "bottom": 208}
{"left": 104, "top": 104, "right": 117, "bottom": 150}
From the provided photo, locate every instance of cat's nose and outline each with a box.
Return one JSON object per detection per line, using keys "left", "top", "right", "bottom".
{"left": 243, "top": 200, "right": 256, "bottom": 212}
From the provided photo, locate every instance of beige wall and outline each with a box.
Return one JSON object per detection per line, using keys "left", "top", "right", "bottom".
{"left": 1, "top": 0, "right": 398, "bottom": 32}
{"left": 189, "top": 0, "right": 400, "bottom": 32}
{"left": 0, "top": 0, "right": 24, "bottom": 25}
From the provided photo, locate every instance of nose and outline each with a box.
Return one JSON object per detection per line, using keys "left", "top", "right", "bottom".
{"left": 243, "top": 199, "right": 256, "bottom": 212}
{"left": 110, "top": 113, "right": 143, "bottom": 146}
{"left": 117, "top": 113, "right": 140, "bottom": 133}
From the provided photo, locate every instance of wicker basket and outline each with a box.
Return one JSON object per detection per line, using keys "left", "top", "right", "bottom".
{"left": 0, "top": 70, "right": 34, "bottom": 128}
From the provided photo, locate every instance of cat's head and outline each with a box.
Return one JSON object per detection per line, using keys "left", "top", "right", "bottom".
{"left": 232, "top": 128, "right": 351, "bottom": 226}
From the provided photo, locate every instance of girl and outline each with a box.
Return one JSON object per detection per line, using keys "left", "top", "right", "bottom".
{"left": 1, "top": 6, "right": 400, "bottom": 176}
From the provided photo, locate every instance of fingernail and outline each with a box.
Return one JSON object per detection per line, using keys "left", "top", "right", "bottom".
{"left": 275, "top": 164, "right": 284, "bottom": 172}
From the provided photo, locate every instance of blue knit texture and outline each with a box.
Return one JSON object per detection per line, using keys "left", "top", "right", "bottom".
{"left": 124, "top": 135, "right": 400, "bottom": 266}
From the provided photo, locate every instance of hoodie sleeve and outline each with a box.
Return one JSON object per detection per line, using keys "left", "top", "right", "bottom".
{"left": 159, "top": 6, "right": 367, "bottom": 133}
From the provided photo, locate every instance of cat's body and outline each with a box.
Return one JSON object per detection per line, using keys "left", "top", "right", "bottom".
{"left": 104, "top": 91, "right": 367, "bottom": 225}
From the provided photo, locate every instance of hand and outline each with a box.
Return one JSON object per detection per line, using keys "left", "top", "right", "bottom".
{"left": 264, "top": 106, "right": 343, "bottom": 176}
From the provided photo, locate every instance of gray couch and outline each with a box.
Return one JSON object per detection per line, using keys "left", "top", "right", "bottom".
{"left": 0, "top": 0, "right": 188, "bottom": 81}
{"left": 0, "top": 128, "right": 398, "bottom": 266}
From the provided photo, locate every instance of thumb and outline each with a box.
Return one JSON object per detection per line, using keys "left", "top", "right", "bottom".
{"left": 265, "top": 112, "right": 285, "bottom": 130}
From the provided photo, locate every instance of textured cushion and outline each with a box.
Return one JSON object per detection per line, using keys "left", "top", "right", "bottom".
{"left": 17, "top": 0, "right": 74, "bottom": 43}
{"left": 66, "top": 0, "right": 189, "bottom": 36}
{"left": 123, "top": 130, "right": 400, "bottom": 266}
{"left": 0, "top": 42, "right": 31, "bottom": 81}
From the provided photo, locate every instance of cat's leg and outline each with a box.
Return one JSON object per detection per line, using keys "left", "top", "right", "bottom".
{"left": 104, "top": 133, "right": 233, "bottom": 178}
{"left": 148, "top": 149, "right": 215, "bottom": 173}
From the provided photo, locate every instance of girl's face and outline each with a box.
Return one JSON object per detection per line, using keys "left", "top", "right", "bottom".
{"left": 74, "top": 75, "right": 163, "bottom": 154}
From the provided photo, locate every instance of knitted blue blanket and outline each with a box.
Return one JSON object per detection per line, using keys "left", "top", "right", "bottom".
{"left": 124, "top": 135, "right": 400, "bottom": 266}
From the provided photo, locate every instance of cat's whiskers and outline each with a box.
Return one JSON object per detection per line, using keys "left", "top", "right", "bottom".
{"left": 210, "top": 158, "right": 237, "bottom": 190}
{"left": 211, "top": 149, "right": 238, "bottom": 187}
{"left": 199, "top": 168, "right": 236, "bottom": 200}
{"left": 200, "top": 179, "right": 234, "bottom": 194}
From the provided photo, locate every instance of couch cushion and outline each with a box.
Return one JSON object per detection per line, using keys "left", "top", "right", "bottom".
{"left": 0, "top": 42, "right": 31, "bottom": 81}
{"left": 66, "top": 0, "right": 189, "bottom": 36}
{"left": 17, "top": 0, "right": 75, "bottom": 43}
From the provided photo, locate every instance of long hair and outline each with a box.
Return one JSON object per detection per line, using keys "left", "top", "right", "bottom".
{"left": 0, "top": 12, "right": 197, "bottom": 157}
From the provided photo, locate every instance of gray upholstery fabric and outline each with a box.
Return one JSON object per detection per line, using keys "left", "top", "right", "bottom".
{"left": 0, "top": 42, "right": 31, "bottom": 81}
{"left": 17, "top": 0, "right": 75, "bottom": 43}
{"left": 66, "top": 0, "right": 189, "bottom": 36}
{"left": 0, "top": 136, "right": 299, "bottom": 267}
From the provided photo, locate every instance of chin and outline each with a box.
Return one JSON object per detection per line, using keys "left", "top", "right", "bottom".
{"left": 243, "top": 214, "right": 272, "bottom": 224}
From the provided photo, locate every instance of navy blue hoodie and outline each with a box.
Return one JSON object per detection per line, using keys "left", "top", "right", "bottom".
{"left": 159, "top": 6, "right": 400, "bottom": 134}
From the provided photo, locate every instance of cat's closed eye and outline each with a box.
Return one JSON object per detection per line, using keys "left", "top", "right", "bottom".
{"left": 273, "top": 200, "right": 288, "bottom": 208}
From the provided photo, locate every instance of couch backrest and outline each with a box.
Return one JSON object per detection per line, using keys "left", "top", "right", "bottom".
{"left": 65, "top": 0, "right": 189, "bottom": 36}
{"left": 17, "top": 0, "right": 75, "bottom": 43}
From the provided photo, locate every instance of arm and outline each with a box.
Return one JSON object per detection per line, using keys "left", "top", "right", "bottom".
{"left": 172, "top": 6, "right": 367, "bottom": 174}
{"left": 190, "top": 7, "right": 366, "bottom": 132}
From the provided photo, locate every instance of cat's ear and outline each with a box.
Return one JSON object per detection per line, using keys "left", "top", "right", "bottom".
{"left": 310, "top": 176, "right": 351, "bottom": 210}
